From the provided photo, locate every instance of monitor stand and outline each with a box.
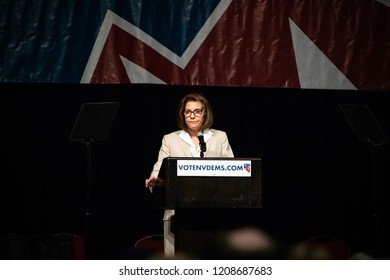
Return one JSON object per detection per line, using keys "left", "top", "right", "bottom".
{"left": 70, "top": 102, "right": 119, "bottom": 259}
{"left": 339, "top": 103, "right": 388, "bottom": 257}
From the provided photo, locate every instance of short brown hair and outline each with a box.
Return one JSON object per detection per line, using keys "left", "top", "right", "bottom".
{"left": 177, "top": 92, "right": 214, "bottom": 131}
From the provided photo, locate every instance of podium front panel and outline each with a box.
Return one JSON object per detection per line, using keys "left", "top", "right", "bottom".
{"left": 155, "top": 157, "right": 262, "bottom": 208}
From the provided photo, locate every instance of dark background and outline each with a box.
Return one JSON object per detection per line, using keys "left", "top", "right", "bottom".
{"left": 1, "top": 83, "right": 389, "bottom": 259}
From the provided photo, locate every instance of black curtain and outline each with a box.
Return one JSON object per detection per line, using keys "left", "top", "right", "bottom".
{"left": 1, "top": 83, "right": 389, "bottom": 259}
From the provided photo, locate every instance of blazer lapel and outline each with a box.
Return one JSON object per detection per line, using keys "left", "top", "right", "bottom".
{"left": 178, "top": 136, "right": 193, "bottom": 157}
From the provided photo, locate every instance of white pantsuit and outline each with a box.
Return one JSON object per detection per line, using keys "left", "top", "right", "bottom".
{"left": 149, "top": 128, "right": 234, "bottom": 257}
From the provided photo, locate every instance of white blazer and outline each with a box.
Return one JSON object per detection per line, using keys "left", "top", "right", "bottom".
{"left": 150, "top": 128, "right": 234, "bottom": 178}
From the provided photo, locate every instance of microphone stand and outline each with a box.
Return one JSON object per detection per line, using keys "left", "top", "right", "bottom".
{"left": 198, "top": 135, "right": 206, "bottom": 158}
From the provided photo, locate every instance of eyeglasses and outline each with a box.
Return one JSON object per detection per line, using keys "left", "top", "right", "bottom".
{"left": 183, "top": 108, "right": 204, "bottom": 117}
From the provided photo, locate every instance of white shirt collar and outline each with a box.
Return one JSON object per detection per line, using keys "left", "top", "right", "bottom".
{"left": 179, "top": 129, "right": 213, "bottom": 157}
{"left": 179, "top": 128, "right": 212, "bottom": 146}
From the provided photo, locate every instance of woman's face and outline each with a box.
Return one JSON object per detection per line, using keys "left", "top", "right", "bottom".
{"left": 183, "top": 101, "right": 204, "bottom": 134}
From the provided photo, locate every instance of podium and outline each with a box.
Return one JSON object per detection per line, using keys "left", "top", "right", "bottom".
{"left": 153, "top": 157, "right": 262, "bottom": 256}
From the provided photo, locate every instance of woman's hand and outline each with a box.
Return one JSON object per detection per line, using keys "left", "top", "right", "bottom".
{"left": 145, "top": 176, "right": 157, "bottom": 188}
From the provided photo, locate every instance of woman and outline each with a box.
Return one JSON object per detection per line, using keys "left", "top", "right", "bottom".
{"left": 145, "top": 92, "right": 234, "bottom": 256}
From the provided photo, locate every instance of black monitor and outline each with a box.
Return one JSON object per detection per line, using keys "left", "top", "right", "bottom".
{"left": 70, "top": 102, "right": 119, "bottom": 143}
{"left": 339, "top": 103, "right": 388, "bottom": 145}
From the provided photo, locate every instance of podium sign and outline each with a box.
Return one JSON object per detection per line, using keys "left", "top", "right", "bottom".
{"left": 155, "top": 157, "right": 262, "bottom": 208}
{"left": 177, "top": 159, "right": 252, "bottom": 177}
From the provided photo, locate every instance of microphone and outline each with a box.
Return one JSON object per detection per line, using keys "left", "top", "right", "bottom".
{"left": 197, "top": 132, "right": 207, "bottom": 158}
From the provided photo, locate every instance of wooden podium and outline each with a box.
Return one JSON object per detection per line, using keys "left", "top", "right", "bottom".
{"left": 155, "top": 157, "right": 262, "bottom": 208}
{"left": 154, "top": 157, "right": 262, "bottom": 256}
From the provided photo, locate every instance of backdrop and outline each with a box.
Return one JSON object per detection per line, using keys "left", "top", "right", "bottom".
{"left": 1, "top": 0, "right": 389, "bottom": 90}
{"left": 1, "top": 0, "right": 390, "bottom": 260}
